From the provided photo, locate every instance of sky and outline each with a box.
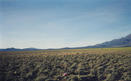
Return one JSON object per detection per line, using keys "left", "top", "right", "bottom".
{"left": 0, "top": 0, "right": 131, "bottom": 49}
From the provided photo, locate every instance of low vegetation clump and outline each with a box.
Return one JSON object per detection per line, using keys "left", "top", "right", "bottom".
{"left": 0, "top": 47, "right": 131, "bottom": 81}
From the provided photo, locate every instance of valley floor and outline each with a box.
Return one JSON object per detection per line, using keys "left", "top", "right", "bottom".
{"left": 0, "top": 47, "right": 131, "bottom": 81}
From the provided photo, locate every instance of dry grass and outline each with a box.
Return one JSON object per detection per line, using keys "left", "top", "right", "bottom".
{"left": 0, "top": 47, "right": 131, "bottom": 81}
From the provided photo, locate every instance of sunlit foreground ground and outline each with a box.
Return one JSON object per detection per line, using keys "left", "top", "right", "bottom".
{"left": 0, "top": 47, "right": 131, "bottom": 81}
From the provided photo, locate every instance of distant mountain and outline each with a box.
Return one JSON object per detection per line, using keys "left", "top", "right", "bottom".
{"left": 22, "top": 48, "right": 41, "bottom": 51}
{"left": 0, "top": 48, "right": 20, "bottom": 51}
{"left": 1, "top": 34, "right": 131, "bottom": 51}
{"left": 61, "top": 33, "right": 131, "bottom": 49}
{"left": 0, "top": 48, "right": 41, "bottom": 51}
{"left": 79, "top": 33, "right": 131, "bottom": 48}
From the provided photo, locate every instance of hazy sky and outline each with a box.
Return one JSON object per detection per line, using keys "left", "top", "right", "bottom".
{"left": 0, "top": 0, "right": 131, "bottom": 49}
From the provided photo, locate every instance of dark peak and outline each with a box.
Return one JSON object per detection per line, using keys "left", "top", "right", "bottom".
{"left": 61, "top": 47, "right": 71, "bottom": 49}
{"left": 126, "top": 33, "right": 131, "bottom": 38}
{"left": 6, "top": 47, "right": 20, "bottom": 50}
{"left": 7, "top": 47, "right": 15, "bottom": 49}
{"left": 0, "top": 47, "right": 41, "bottom": 51}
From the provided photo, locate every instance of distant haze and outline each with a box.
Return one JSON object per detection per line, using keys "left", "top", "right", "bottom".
{"left": 1, "top": 0, "right": 131, "bottom": 49}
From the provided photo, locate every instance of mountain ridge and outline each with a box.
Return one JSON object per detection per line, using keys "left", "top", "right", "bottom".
{"left": 76, "top": 33, "right": 131, "bottom": 49}
{"left": 0, "top": 33, "right": 131, "bottom": 51}
{"left": 0, "top": 48, "right": 41, "bottom": 51}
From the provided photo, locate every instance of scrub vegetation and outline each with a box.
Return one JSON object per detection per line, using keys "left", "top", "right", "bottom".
{"left": 0, "top": 47, "right": 131, "bottom": 81}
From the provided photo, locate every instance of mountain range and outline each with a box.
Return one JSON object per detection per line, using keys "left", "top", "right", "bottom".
{"left": 0, "top": 48, "right": 41, "bottom": 51}
{"left": 73, "top": 33, "right": 131, "bottom": 49}
{"left": 70, "top": 33, "right": 131, "bottom": 49}
{"left": 0, "top": 33, "right": 131, "bottom": 51}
